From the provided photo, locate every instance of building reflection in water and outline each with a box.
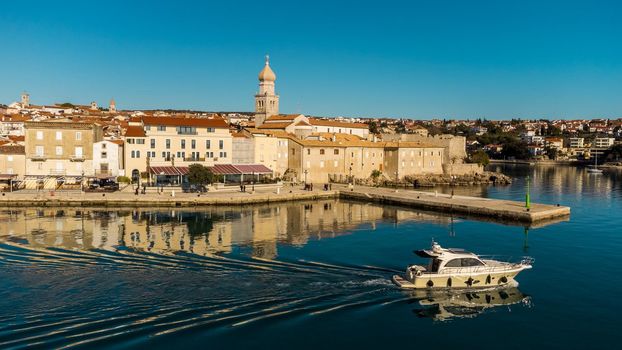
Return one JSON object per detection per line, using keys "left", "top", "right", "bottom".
{"left": 0, "top": 200, "right": 453, "bottom": 259}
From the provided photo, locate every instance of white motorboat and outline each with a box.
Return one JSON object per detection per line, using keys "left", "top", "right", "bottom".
{"left": 392, "top": 241, "right": 533, "bottom": 289}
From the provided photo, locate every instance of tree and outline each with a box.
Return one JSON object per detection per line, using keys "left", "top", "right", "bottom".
{"left": 608, "top": 144, "right": 622, "bottom": 161}
{"left": 469, "top": 150, "right": 490, "bottom": 166}
{"left": 501, "top": 140, "right": 531, "bottom": 159}
{"left": 368, "top": 121, "right": 380, "bottom": 134}
{"left": 371, "top": 170, "right": 382, "bottom": 179}
{"left": 544, "top": 147, "right": 558, "bottom": 160}
{"left": 187, "top": 164, "right": 214, "bottom": 185}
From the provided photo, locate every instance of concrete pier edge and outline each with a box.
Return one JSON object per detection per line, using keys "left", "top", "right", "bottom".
{"left": 0, "top": 186, "right": 570, "bottom": 224}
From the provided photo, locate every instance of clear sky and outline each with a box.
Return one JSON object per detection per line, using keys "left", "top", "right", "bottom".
{"left": 1, "top": 0, "right": 621, "bottom": 119}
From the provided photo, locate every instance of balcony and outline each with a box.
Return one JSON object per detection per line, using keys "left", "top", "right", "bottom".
{"left": 70, "top": 155, "right": 86, "bottom": 162}
{"left": 183, "top": 157, "right": 206, "bottom": 162}
{"left": 30, "top": 154, "right": 47, "bottom": 161}
{"left": 95, "top": 170, "right": 112, "bottom": 176}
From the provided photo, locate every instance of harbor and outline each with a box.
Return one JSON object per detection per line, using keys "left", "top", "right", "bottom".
{"left": 0, "top": 182, "right": 570, "bottom": 225}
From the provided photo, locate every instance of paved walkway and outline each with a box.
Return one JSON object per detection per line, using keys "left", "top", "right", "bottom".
{"left": 337, "top": 184, "right": 570, "bottom": 224}
{"left": 0, "top": 185, "right": 338, "bottom": 207}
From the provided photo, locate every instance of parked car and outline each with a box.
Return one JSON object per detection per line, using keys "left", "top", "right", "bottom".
{"left": 87, "top": 179, "right": 120, "bottom": 192}
{"left": 182, "top": 183, "right": 207, "bottom": 193}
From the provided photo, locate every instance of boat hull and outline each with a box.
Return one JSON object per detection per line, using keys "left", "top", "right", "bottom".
{"left": 392, "top": 267, "right": 528, "bottom": 289}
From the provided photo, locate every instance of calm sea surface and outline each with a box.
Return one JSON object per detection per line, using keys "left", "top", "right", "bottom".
{"left": 1, "top": 164, "right": 621, "bottom": 349}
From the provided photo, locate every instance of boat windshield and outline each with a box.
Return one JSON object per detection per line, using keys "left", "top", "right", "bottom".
{"left": 429, "top": 258, "right": 441, "bottom": 272}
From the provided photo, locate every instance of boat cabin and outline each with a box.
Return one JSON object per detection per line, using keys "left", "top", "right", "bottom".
{"left": 415, "top": 245, "right": 486, "bottom": 273}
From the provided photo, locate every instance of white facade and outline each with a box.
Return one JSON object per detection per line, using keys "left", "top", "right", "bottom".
{"left": 93, "top": 140, "right": 123, "bottom": 177}
{"left": 594, "top": 137, "right": 615, "bottom": 148}
{"left": 569, "top": 138, "right": 584, "bottom": 148}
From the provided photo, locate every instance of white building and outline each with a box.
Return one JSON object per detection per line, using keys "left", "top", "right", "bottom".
{"left": 569, "top": 137, "right": 584, "bottom": 148}
{"left": 594, "top": 137, "right": 615, "bottom": 148}
{"left": 93, "top": 140, "right": 124, "bottom": 177}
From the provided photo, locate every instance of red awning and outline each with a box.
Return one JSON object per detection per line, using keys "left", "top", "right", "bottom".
{"left": 149, "top": 166, "right": 189, "bottom": 176}
{"left": 209, "top": 164, "right": 273, "bottom": 175}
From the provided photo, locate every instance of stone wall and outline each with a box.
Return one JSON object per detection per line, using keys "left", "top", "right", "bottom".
{"left": 443, "top": 163, "right": 483, "bottom": 175}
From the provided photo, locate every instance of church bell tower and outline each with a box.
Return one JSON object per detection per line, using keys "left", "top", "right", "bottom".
{"left": 254, "top": 55, "right": 279, "bottom": 127}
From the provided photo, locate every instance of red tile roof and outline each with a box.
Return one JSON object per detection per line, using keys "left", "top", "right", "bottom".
{"left": 142, "top": 116, "right": 228, "bottom": 128}
{"left": 125, "top": 125, "right": 146, "bottom": 137}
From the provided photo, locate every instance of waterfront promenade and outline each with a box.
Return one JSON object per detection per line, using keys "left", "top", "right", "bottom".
{"left": 339, "top": 185, "right": 570, "bottom": 224}
{"left": 0, "top": 183, "right": 570, "bottom": 225}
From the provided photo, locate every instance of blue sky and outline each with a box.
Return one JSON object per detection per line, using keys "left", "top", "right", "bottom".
{"left": 1, "top": 0, "right": 621, "bottom": 119}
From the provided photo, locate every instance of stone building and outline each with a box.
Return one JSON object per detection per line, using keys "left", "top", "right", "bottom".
{"left": 24, "top": 119, "right": 103, "bottom": 178}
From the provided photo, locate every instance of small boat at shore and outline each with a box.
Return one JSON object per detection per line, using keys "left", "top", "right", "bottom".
{"left": 392, "top": 241, "right": 533, "bottom": 289}
{"left": 587, "top": 150, "right": 603, "bottom": 174}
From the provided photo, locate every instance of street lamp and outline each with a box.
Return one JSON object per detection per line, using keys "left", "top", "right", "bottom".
{"left": 395, "top": 170, "right": 399, "bottom": 189}
{"left": 525, "top": 175, "right": 531, "bottom": 210}
{"left": 81, "top": 171, "right": 84, "bottom": 192}
{"left": 252, "top": 171, "right": 255, "bottom": 192}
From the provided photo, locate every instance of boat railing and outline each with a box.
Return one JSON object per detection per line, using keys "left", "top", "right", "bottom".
{"left": 438, "top": 256, "right": 534, "bottom": 274}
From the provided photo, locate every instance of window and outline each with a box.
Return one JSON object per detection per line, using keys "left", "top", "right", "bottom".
{"left": 35, "top": 146, "right": 44, "bottom": 156}
{"left": 150, "top": 139, "right": 156, "bottom": 149}
{"left": 334, "top": 149, "right": 339, "bottom": 155}
{"left": 145, "top": 125, "right": 151, "bottom": 131}
{"left": 206, "top": 140, "right": 211, "bottom": 149}
{"left": 55, "top": 146, "right": 63, "bottom": 156}
{"left": 219, "top": 151, "right": 227, "bottom": 158}
{"left": 102, "top": 143, "right": 107, "bottom": 149}
{"left": 461, "top": 258, "right": 484, "bottom": 267}
{"left": 75, "top": 132, "right": 82, "bottom": 140}
{"left": 181, "top": 139, "right": 186, "bottom": 149}
{"left": 320, "top": 161, "right": 325, "bottom": 168}
{"left": 76, "top": 162, "right": 83, "bottom": 172}
{"left": 219, "top": 140, "right": 224, "bottom": 149}
{"left": 333, "top": 160, "right": 338, "bottom": 167}
{"left": 127, "top": 138, "right": 135, "bottom": 144}
{"left": 166, "top": 139, "right": 171, "bottom": 149}
{"left": 157, "top": 125, "right": 166, "bottom": 131}
{"left": 177, "top": 126, "right": 196, "bottom": 135}
{"left": 56, "top": 131, "right": 62, "bottom": 140}
{"left": 36, "top": 131, "right": 43, "bottom": 140}
{"left": 307, "top": 149, "right": 310, "bottom": 155}
{"left": 444, "top": 259, "right": 462, "bottom": 267}
{"left": 7, "top": 155, "right": 13, "bottom": 162}
{"left": 102, "top": 152, "right": 107, "bottom": 159}
{"left": 444, "top": 258, "right": 484, "bottom": 268}
{"left": 136, "top": 139, "right": 145, "bottom": 144}
{"left": 206, "top": 151, "right": 214, "bottom": 158}
{"left": 191, "top": 139, "right": 196, "bottom": 149}
{"left": 320, "top": 149, "right": 325, "bottom": 155}
{"left": 207, "top": 127, "right": 215, "bottom": 133}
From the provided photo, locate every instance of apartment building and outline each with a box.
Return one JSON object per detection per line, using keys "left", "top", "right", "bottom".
{"left": 24, "top": 120, "right": 103, "bottom": 177}
{"left": 569, "top": 137, "right": 585, "bottom": 148}
{"left": 594, "top": 137, "right": 615, "bottom": 148}
{"left": 123, "top": 116, "right": 232, "bottom": 181}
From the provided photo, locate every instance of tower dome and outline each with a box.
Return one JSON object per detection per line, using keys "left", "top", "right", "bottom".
{"left": 258, "top": 55, "right": 276, "bottom": 82}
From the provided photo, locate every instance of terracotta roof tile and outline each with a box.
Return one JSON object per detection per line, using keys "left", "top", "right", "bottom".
{"left": 125, "top": 125, "right": 146, "bottom": 137}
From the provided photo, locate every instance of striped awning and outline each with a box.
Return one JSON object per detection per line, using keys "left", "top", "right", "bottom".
{"left": 148, "top": 166, "right": 189, "bottom": 176}
{"left": 209, "top": 164, "right": 273, "bottom": 175}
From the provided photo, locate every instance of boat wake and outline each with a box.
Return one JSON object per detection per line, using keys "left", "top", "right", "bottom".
{"left": 0, "top": 241, "right": 406, "bottom": 349}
